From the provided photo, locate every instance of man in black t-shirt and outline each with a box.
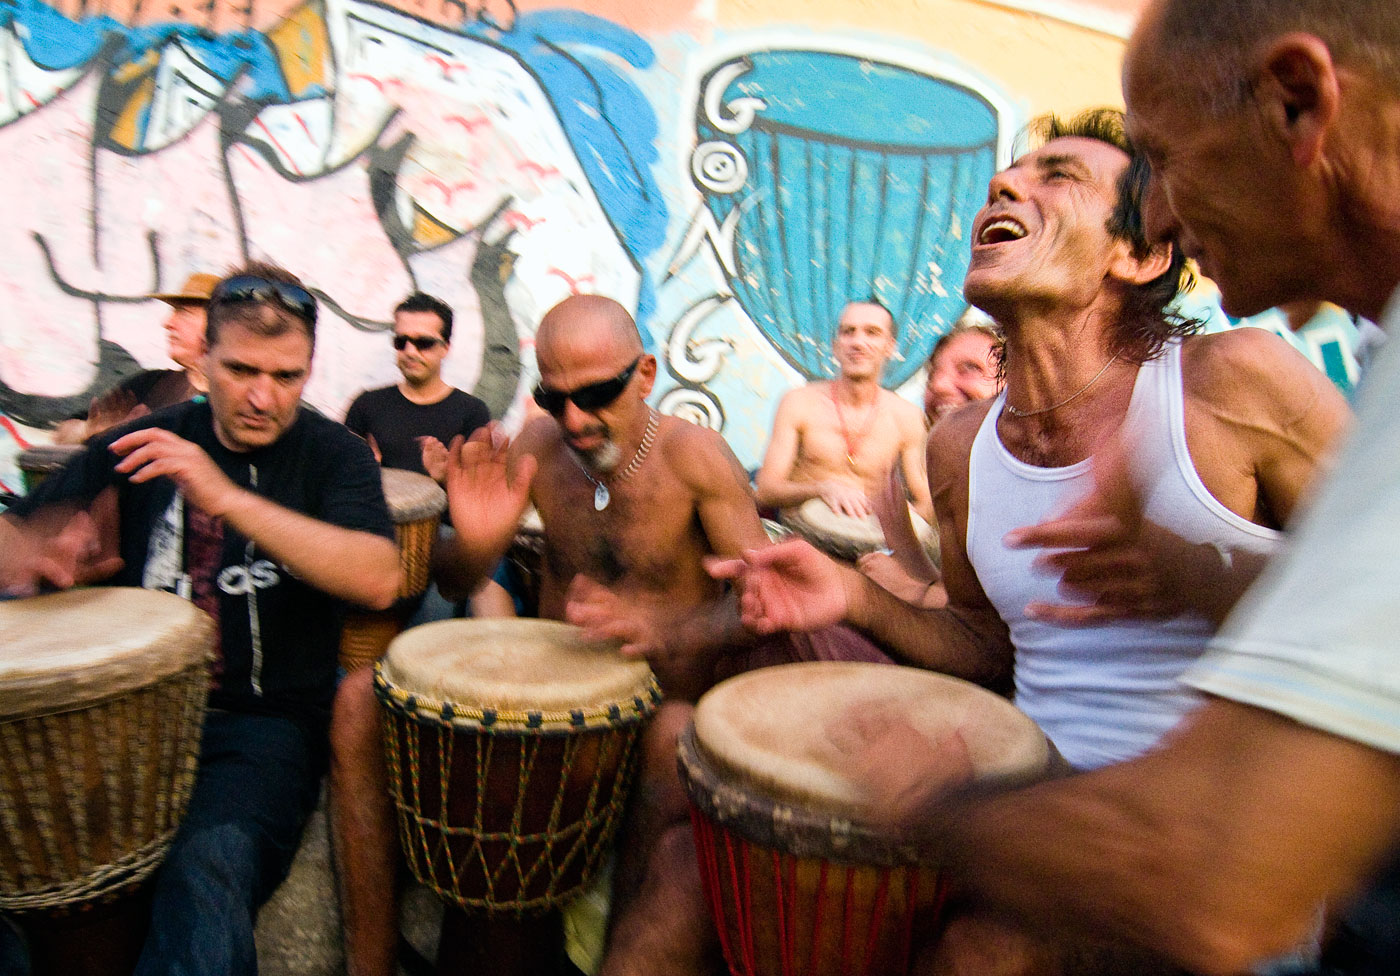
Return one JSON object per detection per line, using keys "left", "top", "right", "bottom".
{"left": 344, "top": 292, "right": 489, "bottom": 480}
{"left": 0, "top": 263, "right": 399, "bottom": 976}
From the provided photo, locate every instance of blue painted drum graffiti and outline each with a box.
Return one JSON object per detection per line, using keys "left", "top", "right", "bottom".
{"left": 693, "top": 49, "right": 1000, "bottom": 387}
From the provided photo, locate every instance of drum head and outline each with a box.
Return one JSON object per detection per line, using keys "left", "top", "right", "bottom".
{"left": 692, "top": 662, "right": 1047, "bottom": 822}
{"left": 779, "top": 498, "right": 935, "bottom": 561}
{"left": 380, "top": 468, "right": 446, "bottom": 524}
{"left": 379, "top": 619, "right": 658, "bottom": 728}
{"left": 0, "top": 588, "right": 215, "bottom": 720}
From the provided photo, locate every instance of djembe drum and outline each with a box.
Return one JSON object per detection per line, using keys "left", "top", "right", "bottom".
{"left": 0, "top": 588, "right": 213, "bottom": 974}
{"left": 374, "top": 619, "right": 661, "bottom": 974}
{"left": 17, "top": 444, "right": 84, "bottom": 494}
{"left": 339, "top": 468, "right": 446, "bottom": 673}
{"left": 679, "top": 662, "right": 1050, "bottom": 976}
{"left": 780, "top": 497, "right": 937, "bottom": 564}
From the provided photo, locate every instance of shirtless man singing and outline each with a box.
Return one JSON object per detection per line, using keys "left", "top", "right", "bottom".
{"left": 755, "top": 299, "right": 933, "bottom": 522}
{"left": 329, "top": 294, "right": 772, "bottom": 976}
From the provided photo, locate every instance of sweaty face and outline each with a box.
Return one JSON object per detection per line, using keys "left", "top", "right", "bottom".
{"left": 203, "top": 321, "right": 312, "bottom": 452}
{"left": 925, "top": 331, "right": 1000, "bottom": 422}
{"left": 1123, "top": 32, "right": 1308, "bottom": 317}
{"left": 964, "top": 137, "right": 1131, "bottom": 316}
{"left": 832, "top": 303, "right": 896, "bottom": 381}
{"left": 393, "top": 309, "right": 450, "bottom": 386}
{"left": 164, "top": 303, "right": 208, "bottom": 369}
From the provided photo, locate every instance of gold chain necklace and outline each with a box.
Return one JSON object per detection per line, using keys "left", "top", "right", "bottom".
{"left": 1005, "top": 354, "right": 1119, "bottom": 418}
{"left": 575, "top": 407, "right": 659, "bottom": 511}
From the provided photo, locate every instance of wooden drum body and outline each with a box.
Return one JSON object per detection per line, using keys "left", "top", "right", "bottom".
{"left": 375, "top": 619, "right": 660, "bottom": 914}
{"left": 340, "top": 468, "right": 447, "bottom": 673}
{"left": 779, "top": 498, "right": 936, "bottom": 564}
{"left": 679, "top": 662, "right": 1049, "bottom": 976}
{"left": 0, "top": 588, "right": 213, "bottom": 914}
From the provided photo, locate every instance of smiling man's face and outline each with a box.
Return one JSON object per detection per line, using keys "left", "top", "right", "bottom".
{"left": 964, "top": 137, "right": 1134, "bottom": 318}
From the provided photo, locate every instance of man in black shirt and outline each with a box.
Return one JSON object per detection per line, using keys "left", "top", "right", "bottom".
{"left": 0, "top": 263, "right": 399, "bottom": 976}
{"left": 344, "top": 293, "right": 490, "bottom": 480}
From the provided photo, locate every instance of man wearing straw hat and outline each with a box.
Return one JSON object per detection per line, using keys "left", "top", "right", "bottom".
{"left": 53, "top": 272, "right": 219, "bottom": 444}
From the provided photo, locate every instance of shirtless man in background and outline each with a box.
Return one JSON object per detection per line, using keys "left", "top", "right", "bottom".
{"left": 756, "top": 299, "right": 933, "bottom": 522}
{"left": 330, "top": 294, "right": 772, "bottom": 976}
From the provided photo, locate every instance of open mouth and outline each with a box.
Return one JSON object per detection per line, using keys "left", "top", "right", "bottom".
{"left": 977, "top": 217, "right": 1028, "bottom": 246}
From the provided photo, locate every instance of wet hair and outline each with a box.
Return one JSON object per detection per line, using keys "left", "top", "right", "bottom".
{"left": 1149, "top": 0, "right": 1400, "bottom": 115}
{"left": 206, "top": 261, "right": 317, "bottom": 351}
{"left": 1028, "top": 108, "right": 1200, "bottom": 364}
{"left": 394, "top": 292, "right": 454, "bottom": 342}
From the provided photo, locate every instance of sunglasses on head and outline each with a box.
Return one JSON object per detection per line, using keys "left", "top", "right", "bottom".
{"left": 211, "top": 275, "right": 318, "bottom": 326}
{"left": 392, "top": 334, "right": 445, "bottom": 352}
{"left": 533, "top": 357, "right": 641, "bottom": 415}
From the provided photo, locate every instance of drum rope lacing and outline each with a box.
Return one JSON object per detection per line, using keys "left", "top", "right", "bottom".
{"left": 375, "top": 665, "right": 657, "bottom": 911}
{"left": 0, "top": 665, "right": 207, "bottom": 912}
{"left": 572, "top": 407, "right": 659, "bottom": 511}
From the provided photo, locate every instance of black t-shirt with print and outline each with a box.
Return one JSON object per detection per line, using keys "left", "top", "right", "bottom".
{"left": 13, "top": 401, "right": 394, "bottom": 731}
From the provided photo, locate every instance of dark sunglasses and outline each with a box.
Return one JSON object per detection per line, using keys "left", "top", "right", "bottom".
{"left": 533, "top": 357, "right": 641, "bottom": 415}
{"left": 392, "top": 334, "right": 445, "bottom": 352}
{"left": 211, "top": 275, "right": 318, "bottom": 326}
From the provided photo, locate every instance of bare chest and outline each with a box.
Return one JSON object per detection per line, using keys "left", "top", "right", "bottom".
{"left": 533, "top": 460, "right": 714, "bottom": 592}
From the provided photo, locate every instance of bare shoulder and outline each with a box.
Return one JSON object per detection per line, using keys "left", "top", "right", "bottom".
{"left": 1181, "top": 329, "right": 1340, "bottom": 425}
{"left": 659, "top": 415, "right": 752, "bottom": 495}
{"left": 879, "top": 388, "right": 926, "bottom": 428}
{"left": 514, "top": 415, "right": 559, "bottom": 457}
{"left": 775, "top": 381, "right": 826, "bottom": 420}
{"left": 927, "top": 397, "right": 993, "bottom": 469}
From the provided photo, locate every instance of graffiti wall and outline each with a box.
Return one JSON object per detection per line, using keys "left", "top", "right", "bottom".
{"left": 0, "top": 0, "right": 1146, "bottom": 490}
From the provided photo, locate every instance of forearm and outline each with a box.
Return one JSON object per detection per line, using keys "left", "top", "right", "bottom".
{"left": 219, "top": 489, "right": 399, "bottom": 609}
{"left": 843, "top": 566, "right": 1009, "bottom": 685}
{"left": 754, "top": 474, "right": 823, "bottom": 510}
{"left": 924, "top": 700, "right": 1400, "bottom": 975}
{"left": 432, "top": 530, "right": 508, "bottom": 601}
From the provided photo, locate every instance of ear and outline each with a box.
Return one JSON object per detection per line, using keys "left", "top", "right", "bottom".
{"left": 636, "top": 353, "right": 658, "bottom": 397}
{"left": 1250, "top": 33, "right": 1339, "bottom": 168}
{"left": 1108, "top": 239, "right": 1173, "bottom": 287}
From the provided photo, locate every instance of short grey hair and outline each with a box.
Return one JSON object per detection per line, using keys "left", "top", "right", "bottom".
{"left": 1148, "top": 0, "right": 1400, "bottom": 116}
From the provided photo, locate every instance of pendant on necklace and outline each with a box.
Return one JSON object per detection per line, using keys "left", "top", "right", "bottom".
{"left": 594, "top": 482, "right": 610, "bottom": 511}
{"left": 846, "top": 454, "right": 857, "bottom": 472}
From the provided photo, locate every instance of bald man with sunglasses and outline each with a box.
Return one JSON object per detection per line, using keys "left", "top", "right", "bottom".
{"left": 329, "top": 294, "right": 787, "bottom": 976}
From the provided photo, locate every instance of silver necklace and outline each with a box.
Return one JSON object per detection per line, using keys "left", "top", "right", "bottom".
{"left": 576, "top": 407, "right": 659, "bottom": 511}
{"left": 1005, "top": 354, "right": 1119, "bottom": 418}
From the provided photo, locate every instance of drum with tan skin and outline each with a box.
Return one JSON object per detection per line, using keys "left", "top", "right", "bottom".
{"left": 339, "top": 468, "right": 446, "bottom": 673}
{"left": 679, "top": 662, "right": 1050, "bottom": 976}
{"left": 780, "top": 497, "right": 937, "bottom": 564}
{"left": 375, "top": 619, "right": 660, "bottom": 975}
{"left": 17, "top": 445, "right": 85, "bottom": 495}
{"left": 0, "top": 588, "right": 213, "bottom": 975}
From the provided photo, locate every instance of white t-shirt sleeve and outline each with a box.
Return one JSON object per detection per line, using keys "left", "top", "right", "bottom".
{"left": 1184, "top": 291, "right": 1400, "bottom": 753}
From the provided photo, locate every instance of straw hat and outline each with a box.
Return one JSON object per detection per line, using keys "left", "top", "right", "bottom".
{"left": 150, "top": 272, "right": 219, "bottom": 305}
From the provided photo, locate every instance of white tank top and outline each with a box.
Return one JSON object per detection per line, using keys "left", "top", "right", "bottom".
{"left": 966, "top": 339, "right": 1281, "bottom": 769}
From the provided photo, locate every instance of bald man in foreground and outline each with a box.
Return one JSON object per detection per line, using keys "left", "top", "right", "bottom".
{"left": 331, "top": 296, "right": 787, "bottom": 975}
